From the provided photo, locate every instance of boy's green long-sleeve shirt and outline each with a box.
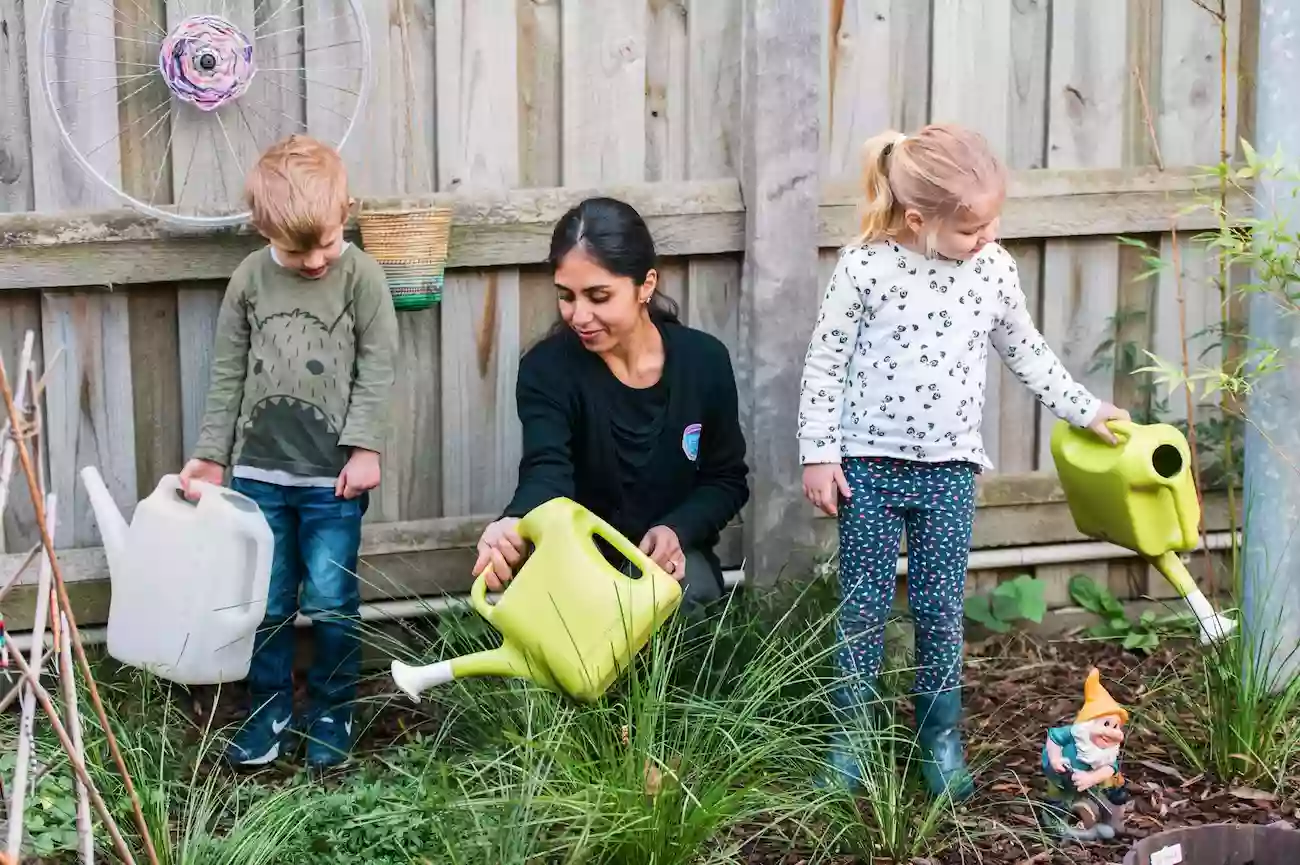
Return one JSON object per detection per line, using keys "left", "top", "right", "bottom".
{"left": 191, "top": 245, "right": 398, "bottom": 477}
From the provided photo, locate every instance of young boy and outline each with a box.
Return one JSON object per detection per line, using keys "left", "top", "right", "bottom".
{"left": 180, "top": 134, "right": 398, "bottom": 771}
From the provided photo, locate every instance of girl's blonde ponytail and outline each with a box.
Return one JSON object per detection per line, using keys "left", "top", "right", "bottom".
{"left": 858, "top": 129, "right": 906, "bottom": 244}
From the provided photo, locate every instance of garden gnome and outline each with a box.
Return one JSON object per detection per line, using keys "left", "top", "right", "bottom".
{"left": 1040, "top": 667, "right": 1132, "bottom": 841}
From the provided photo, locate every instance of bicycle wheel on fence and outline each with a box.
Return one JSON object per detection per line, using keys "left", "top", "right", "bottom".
{"left": 38, "top": 0, "right": 371, "bottom": 227}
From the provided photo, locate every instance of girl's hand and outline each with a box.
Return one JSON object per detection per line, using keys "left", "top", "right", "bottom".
{"left": 336, "top": 448, "right": 381, "bottom": 499}
{"left": 473, "top": 517, "right": 527, "bottom": 590}
{"left": 803, "top": 463, "right": 852, "bottom": 516}
{"left": 639, "top": 526, "right": 685, "bottom": 580}
{"left": 1086, "top": 402, "right": 1131, "bottom": 445}
{"left": 178, "top": 458, "right": 225, "bottom": 500}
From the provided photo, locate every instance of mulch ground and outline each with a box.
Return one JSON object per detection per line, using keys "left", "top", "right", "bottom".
{"left": 180, "top": 631, "right": 1297, "bottom": 864}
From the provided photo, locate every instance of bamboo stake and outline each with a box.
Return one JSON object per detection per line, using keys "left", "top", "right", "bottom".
{"left": 6, "top": 494, "right": 57, "bottom": 860}
{"left": 4, "top": 646, "right": 136, "bottom": 865}
{"left": 59, "top": 610, "right": 94, "bottom": 865}
{"left": 0, "top": 352, "right": 160, "bottom": 865}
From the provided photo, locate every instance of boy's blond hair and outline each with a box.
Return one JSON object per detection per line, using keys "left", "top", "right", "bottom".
{"left": 857, "top": 123, "right": 1006, "bottom": 246}
{"left": 245, "top": 134, "right": 351, "bottom": 249}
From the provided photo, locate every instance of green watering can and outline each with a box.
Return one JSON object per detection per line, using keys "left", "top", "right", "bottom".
{"left": 1050, "top": 418, "right": 1235, "bottom": 644}
{"left": 390, "top": 497, "right": 684, "bottom": 703}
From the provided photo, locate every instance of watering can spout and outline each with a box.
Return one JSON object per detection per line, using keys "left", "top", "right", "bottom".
{"left": 390, "top": 642, "right": 544, "bottom": 703}
{"left": 80, "top": 466, "right": 128, "bottom": 568}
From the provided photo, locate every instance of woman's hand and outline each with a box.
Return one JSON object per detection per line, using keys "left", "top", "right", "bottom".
{"left": 640, "top": 526, "right": 685, "bottom": 581}
{"left": 802, "top": 463, "right": 852, "bottom": 516}
{"left": 336, "top": 448, "right": 381, "bottom": 499}
{"left": 1087, "top": 402, "right": 1131, "bottom": 445}
{"left": 473, "top": 518, "right": 527, "bottom": 590}
{"left": 178, "top": 458, "right": 225, "bottom": 500}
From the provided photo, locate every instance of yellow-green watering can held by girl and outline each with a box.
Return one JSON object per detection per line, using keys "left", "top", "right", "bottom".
{"left": 390, "top": 497, "right": 684, "bottom": 703}
{"left": 1050, "top": 418, "right": 1234, "bottom": 644}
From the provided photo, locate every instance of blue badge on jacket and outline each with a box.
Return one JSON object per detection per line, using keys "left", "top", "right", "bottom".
{"left": 682, "top": 423, "right": 702, "bottom": 462}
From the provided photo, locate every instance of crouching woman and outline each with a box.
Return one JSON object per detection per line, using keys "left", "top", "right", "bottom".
{"left": 472, "top": 197, "right": 749, "bottom": 610}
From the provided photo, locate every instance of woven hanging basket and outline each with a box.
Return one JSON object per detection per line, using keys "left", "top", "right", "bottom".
{"left": 357, "top": 206, "right": 454, "bottom": 311}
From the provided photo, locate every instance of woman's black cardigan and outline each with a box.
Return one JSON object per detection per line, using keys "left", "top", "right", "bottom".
{"left": 501, "top": 320, "right": 750, "bottom": 579}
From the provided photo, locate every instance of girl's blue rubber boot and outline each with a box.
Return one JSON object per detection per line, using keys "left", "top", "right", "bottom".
{"left": 913, "top": 687, "right": 975, "bottom": 801}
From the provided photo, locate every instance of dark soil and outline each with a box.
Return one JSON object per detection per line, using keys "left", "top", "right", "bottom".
{"left": 178, "top": 632, "right": 1297, "bottom": 864}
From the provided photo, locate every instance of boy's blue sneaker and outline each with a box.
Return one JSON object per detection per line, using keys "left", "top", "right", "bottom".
{"left": 305, "top": 708, "right": 354, "bottom": 771}
{"left": 225, "top": 694, "right": 296, "bottom": 769}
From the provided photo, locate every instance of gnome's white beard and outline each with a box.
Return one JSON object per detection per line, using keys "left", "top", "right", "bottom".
{"left": 1071, "top": 721, "right": 1119, "bottom": 770}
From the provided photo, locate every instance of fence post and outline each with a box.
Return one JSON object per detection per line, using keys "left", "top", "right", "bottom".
{"left": 739, "top": 0, "right": 822, "bottom": 585}
{"left": 1243, "top": 0, "right": 1300, "bottom": 690}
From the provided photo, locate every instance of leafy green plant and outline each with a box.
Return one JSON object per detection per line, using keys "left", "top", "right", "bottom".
{"left": 1067, "top": 574, "right": 1195, "bottom": 653}
{"left": 963, "top": 574, "right": 1047, "bottom": 634}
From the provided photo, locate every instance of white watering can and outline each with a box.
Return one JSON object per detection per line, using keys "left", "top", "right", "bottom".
{"left": 80, "top": 467, "right": 274, "bottom": 685}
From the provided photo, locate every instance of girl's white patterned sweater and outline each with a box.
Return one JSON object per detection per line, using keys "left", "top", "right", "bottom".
{"left": 797, "top": 240, "right": 1101, "bottom": 470}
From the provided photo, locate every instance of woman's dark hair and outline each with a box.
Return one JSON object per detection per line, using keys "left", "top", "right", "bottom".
{"left": 547, "top": 197, "right": 681, "bottom": 325}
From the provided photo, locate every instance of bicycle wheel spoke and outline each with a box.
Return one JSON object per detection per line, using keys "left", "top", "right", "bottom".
{"left": 263, "top": 38, "right": 359, "bottom": 57}
{"left": 83, "top": 96, "right": 168, "bottom": 159}
{"left": 53, "top": 71, "right": 154, "bottom": 111}
{"left": 55, "top": 0, "right": 163, "bottom": 39}
{"left": 253, "top": 0, "right": 298, "bottom": 34}
{"left": 255, "top": 12, "right": 349, "bottom": 43}
{"left": 257, "top": 74, "right": 351, "bottom": 121}
{"left": 148, "top": 117, "right": 179, "bottom": 206}
{"left": 213, "top": 111, "right": 245, "bottom": 186}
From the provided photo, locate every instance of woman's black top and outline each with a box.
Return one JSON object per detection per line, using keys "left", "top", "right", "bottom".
{"left": 502, "top": 320, "right": 749, "bottom": 576}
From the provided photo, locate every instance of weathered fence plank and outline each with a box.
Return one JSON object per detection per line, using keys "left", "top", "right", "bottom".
{"left": 435, "top": 0, "right": 523, "bottom": 517}
{"left": 684, "top": 0, "right": 743, "bottom": 358}
{"left": 561, "top": 0, "right": 647, "bottom": 186}
{"left": 741, "top": 0, "right": 822, "bottom": 584}
{"left": 516, "top": 0, "right": 563, "bottom": 354}
{"left": 0, "top": 0, "right": 40, "bottom": 554}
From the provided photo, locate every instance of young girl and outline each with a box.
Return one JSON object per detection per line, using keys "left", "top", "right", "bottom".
{"left": 797, "top": 123, "right": 1128, "bottom": 799}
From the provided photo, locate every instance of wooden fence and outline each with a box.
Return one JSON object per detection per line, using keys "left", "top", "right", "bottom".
{"left": 0, "top": 0, "right": 1252, "bottom": 631}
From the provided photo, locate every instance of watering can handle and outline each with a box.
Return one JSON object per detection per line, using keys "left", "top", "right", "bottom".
{"left": 1104, "top": 419, "right": 1134, "bottom": 442}
{"left": 469, "top": 566, "right": 496, "bottom": 622}
{"left": 584, "top": 509, "right": 664, "bottom": 578}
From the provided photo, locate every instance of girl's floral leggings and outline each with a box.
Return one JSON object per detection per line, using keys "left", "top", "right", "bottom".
{"left": 834, "top": 456, "right": 976, "bottom": 703}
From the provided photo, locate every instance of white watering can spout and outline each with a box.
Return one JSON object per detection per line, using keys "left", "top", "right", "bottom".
{"left": 80, "top": 465, "right": 128, "bottom": 569}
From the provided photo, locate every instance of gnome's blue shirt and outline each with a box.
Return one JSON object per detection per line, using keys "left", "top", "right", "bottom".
{"left": 1042, "top": 725, "right": 1122, "bottom": 790}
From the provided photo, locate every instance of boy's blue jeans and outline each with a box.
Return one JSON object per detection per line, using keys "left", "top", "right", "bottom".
{"left": 232, "top": 478, "right": 366, "bottom": 719}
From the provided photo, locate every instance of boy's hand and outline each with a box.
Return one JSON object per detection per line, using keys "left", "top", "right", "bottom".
{"left": 178, "top": 458, "right": 225, "bottom": 500}
{"left": 803, "top": 463, "right": 852, "bottom": 516}
{"left": 1087, "top": 402, "right": 1131, "bottom": 445}
{"left": 336, "top": 448, "right": 381, "bottom": 499}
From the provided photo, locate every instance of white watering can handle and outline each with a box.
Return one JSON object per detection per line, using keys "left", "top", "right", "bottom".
{"left": 198, "top": 485, "right": 274, "bottom": 634}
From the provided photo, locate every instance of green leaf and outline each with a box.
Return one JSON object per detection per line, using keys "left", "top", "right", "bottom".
{"left": 964, "top": 595, "right": 1000, "bottom": 629}
{"left": 1069, "top": 574, "right": 1124, "bottom": 618}
{"left": 987, "top": 572, "right": 1050, "bottom": 621}
{"left": 1068, "top": 574, "right": 1107, "bottom": 614}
